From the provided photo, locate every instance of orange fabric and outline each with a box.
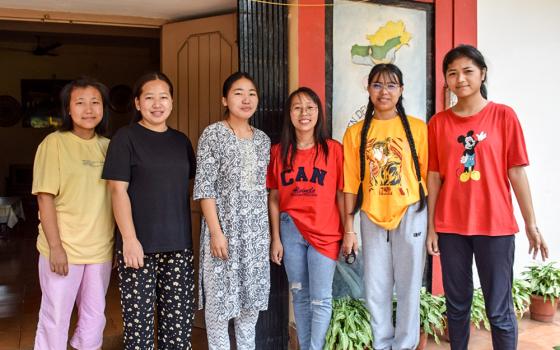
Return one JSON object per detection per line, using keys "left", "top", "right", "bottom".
{"left": 428, "top": 102, "right": 529, "bottom": 235}
{"left": 343, "top": 116, "right": 428, "bottom": 230}
{"left": 267, "top": 140, "right": 344, "bottom": 260}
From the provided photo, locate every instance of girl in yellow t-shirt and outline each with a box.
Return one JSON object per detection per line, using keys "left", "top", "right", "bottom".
{"left": 342, "top": 63, "right": 428, "bottom": 350}
{"left": 32, "top": 77, "right": 114, "bottom": 350}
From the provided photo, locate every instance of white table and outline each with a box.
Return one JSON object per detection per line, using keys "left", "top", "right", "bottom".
{"left": 0, "top": 197, "right": 25, "bottom": 229}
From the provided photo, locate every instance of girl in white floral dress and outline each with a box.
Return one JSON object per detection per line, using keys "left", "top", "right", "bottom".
{"left": 194, "top": 72, "right": 271, "bottom": 350}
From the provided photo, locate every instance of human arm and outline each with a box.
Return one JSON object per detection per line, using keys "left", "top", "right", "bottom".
{"left": 342, "top": 192, "right": 359, "bottom": 256}
{"left": 36, "top": 193, "right": 68, "bottom": 276}
{"left": 426, "top": 171, "right": 441, "bottom": 256}
{"left": 508, "top": 166, "right": 548, "bottom": 260}
{"left": 107, "top": 180, "right": 144, "bottom": 269}
{"left": 268, "top": 189, "right": 283, "bottom": 265}
{"left": 200, "top": 198, "right": 228, "bottom": 260}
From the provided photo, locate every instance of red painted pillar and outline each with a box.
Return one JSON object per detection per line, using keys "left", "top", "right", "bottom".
{"left": 298, "top": 0, "right": 326, "bottom": 105}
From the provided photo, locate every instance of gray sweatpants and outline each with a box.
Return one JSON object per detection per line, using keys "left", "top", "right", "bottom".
{"left": 361, "top": 202, "right": 427, "bottom": 350}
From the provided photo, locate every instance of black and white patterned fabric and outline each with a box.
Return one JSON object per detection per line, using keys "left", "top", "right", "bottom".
{"left": 117, "top": 249, "right": 196, "bottom": 349}
{"left": 193, "top": 122, "right": 271, "bottom": 324}
{"left": 205, "top": 308, "right": 260, "bottom": 350}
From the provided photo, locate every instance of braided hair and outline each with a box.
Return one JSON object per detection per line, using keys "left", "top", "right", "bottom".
{"left": 351, "top": 64, "right": 426, "bottom": 214}
{"left": 280, "top": 87, "right": 329, "bottom": 170}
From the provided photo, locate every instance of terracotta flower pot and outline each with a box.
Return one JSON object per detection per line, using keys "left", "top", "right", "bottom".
{"left": 415, "top": 331, "right": 428, "bottom": 350}
{"left": 529, "top": 295, "right": 557, "bottom": 322}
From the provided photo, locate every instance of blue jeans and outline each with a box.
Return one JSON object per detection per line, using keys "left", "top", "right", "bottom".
{"left": 280, "top": 213, "right": 336, "bottom": 350}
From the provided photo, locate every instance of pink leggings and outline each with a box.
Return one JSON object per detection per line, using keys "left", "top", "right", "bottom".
{"left": 34, "top": 255, "right": 112, "bottom": 350}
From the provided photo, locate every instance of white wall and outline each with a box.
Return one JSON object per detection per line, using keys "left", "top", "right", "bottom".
{"left": 478, "top": 0, "right": 560, "bottom": 278}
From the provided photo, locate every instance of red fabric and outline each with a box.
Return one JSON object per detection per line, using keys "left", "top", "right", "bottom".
{"left": 267, "top": 140, "right": 344, "bottom": 259}
{"left": 428, "top": 102, "right": 529, "bottom": 236}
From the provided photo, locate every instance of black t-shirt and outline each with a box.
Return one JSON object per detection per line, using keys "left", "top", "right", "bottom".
{"left": 102, "top": 123, "right": 196, "bottom": 253}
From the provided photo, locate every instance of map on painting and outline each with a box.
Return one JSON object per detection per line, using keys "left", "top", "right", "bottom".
{"left": 332, "top": 1, "right": 427, "bottom": 141}
{"left": 345, "top": 20, "right": 413, "bottom": 128}
{"left": 351, "top": 20, "right": 412, "bottom": 66}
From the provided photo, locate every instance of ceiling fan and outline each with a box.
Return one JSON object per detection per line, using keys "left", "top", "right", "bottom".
{"left": 32, "top": 36, "right": 62, "bottom": 56}
{"left": 0, "top": 36, "right": 62, "bottom": 56}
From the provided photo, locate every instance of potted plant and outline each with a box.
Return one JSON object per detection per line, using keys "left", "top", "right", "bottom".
{"left": 522, "top": 262, "right": 560, "bottom": 322}
{"left": 417, "top": 287, "right": 446, "bottom": 350}
{"left": 512, "top": 278, "right": 532, "bottom": 319}
{"left": 324, "top": 297, "right": 373, "bottom": 350}
{"left": 470, "top": 287, "right": 490, "bottom": 330}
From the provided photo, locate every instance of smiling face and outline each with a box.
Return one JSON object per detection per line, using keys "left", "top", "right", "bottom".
{"left": 368, "top": 72, "right": 403, "bottom": 115}
{"left": 222, "top": 77, "right": 258, "bottom": 121}
{"left": 445, "top": 56, "right": 486, "bottom": 99}
{"left": 135, "top": 79, "right": 173, "bottom": 128}
{"left": 69, "top": 86, "right": 103, "bottom": 134}
{"left": 289, "top": 93, "right": 319, "bottom": 134}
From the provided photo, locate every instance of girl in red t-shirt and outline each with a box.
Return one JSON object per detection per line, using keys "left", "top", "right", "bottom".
{"left": 426, "top": 45, "right": 549, "bottom": 350}
{"left": 267, "top": 87, "right": 347, "bottom": 350}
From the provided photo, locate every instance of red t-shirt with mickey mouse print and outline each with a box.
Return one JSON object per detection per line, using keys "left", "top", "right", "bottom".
{"left": 428, "top": 102, "right": 529, "bottom": 236}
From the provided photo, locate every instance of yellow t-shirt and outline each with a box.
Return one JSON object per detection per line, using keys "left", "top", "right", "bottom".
{"left": 32, "top": 131, "right": 114, "bottom": 264}
{"left": 343, "top": 115, "right": 428, "bottom": 229}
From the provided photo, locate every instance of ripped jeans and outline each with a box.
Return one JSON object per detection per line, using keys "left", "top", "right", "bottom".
{"left": 280, "top": 213, "right": 336, "bottom": 350}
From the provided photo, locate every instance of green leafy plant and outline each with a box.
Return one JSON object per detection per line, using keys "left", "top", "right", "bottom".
{"left": 324, "top": 297, "right": 373, "bottom": 350}
{"left": 419, "top": 287, "right": 446, "bottom": 344}
{"left": 512, "top": 278, "right": 532, "bottom": 319}
{"left": 522, "top": 262, "right": 560, "bottom": 302}
{"left": 470, "top": 288, "right": 490, "bottom": 330}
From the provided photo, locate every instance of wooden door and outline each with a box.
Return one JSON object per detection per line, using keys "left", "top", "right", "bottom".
{"left": 161, "top": 12, "right": 238, "bottom": 328}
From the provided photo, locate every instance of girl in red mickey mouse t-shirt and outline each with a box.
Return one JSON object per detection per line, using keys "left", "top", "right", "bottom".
{"left": 426, "top": 45, "right": 548, "bottom": 350}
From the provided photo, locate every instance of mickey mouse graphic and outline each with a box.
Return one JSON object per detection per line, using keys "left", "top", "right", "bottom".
{"left": 457, "top": 130, "right": 487, "bottom": 182}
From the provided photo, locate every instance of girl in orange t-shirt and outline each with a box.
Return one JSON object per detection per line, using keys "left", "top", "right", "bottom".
{"left": 268, "top": 87, "right": 346, "bottom": 350}
{"left": 342, "top": 64, "right": 428, "bottom": 350}
{"left": 426, "top": 45, "right": 549, "bottom": 350}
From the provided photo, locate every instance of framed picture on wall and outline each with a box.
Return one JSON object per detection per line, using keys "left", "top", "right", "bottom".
{"left": 21, "top": 79, "right": 70, "bottom": 128}
{"left": 326, "top": 0, "right": 434, "bottom": 141}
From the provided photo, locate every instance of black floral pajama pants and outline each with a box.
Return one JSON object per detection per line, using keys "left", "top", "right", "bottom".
{"left": 117, "top": 249, "right": 196, "bottom": 350}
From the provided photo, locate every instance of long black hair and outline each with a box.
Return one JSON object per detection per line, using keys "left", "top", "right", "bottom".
{"left": 280, "top": 87, "right": 329, "bottom": 170}
{"left": 131, "top": 71, "right": 174, "bottom": 123}
{"left": 59, "top": 77, "right": 109, "bottom": 135}
{"left": 442, "top": 44, "right": 488, "bottom": 99}
{"left": 351, "top": 63, "right": 426, "bottom": 214}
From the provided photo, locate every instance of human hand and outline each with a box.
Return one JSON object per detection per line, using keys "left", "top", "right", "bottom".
{"left": 270, "top": 238, "right": 284, "bottom": 265}
{"left": 211, "top": 230, "right": 229, "bottom": 260}
{"left": 49, "top": 245, "right": 68, "bottom": 276}
{"left": 526, "top": 226, "right": 548, "bottom": 261}
{"left": 123, "top": 237, "right": 145, "bottom": 269}
{"left": 342, "top": 232, "right": 358, "bottom": 257}
{"left": 426, "top": 229, "right": 440, "bottom": 256}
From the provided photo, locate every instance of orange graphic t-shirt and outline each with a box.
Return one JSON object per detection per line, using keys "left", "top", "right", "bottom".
{"left": 343, "top": 116, "right": 428, "bottom": 230}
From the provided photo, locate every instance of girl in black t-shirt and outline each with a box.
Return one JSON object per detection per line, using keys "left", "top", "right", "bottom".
{"left": 102, "top": 72, "right": 197, "bottom": 349}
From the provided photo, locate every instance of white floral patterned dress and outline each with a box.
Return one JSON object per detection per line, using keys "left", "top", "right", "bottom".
{"left": 193, "top": 121, "right": 271, "bottom": 322}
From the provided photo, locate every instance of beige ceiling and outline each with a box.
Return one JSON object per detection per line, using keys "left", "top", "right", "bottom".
{"left": 0, "top": 0, "right": 236, "bottom": 21}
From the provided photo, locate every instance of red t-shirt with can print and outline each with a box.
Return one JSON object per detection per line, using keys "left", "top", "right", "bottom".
{"left": 267, "top": 140, "right": 344, "bottom": 260}
{"left": 428, "top": 102, "right": 529, "bottom": 236}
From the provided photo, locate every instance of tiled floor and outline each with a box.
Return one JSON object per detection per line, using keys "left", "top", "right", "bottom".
{"left": 1, "top": 218, "right": 559, "bottom": 350}
{"left": 0, "top": 217, "right": 207, "bottom": 350}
